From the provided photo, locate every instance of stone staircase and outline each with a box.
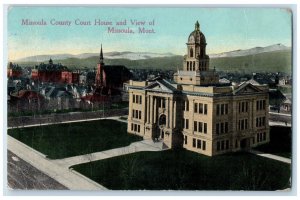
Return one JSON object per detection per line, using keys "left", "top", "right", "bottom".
{"left": 139, "top": 139, "right": 169, "bottom": 150}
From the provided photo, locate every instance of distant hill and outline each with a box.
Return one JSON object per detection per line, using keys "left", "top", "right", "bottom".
{"left": 14, "top": 44, "right": 292, "bottom": 74}
{"left": 16, "top": 51, "right": 176, "bottom": 62}
{"left": 210, "top": 50, "right": 291, "bottom": 73}
{"left": 210, "top": 43, "right": 291, "bottom": 58}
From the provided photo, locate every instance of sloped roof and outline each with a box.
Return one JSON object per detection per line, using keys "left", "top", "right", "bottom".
{"left": 103, "top": 65, "right": 131, "bottom": 85}
{"left": 11, "top": 90, "right": 44, "bottom": 100}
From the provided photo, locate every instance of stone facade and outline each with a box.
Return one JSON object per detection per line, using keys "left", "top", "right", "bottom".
{"left": 127, "top": 21, "right": 270, "bottom": 156}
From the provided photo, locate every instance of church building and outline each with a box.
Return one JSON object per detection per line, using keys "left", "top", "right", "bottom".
{"left": 127, "top": 21, "right": 270, "bottom": 156}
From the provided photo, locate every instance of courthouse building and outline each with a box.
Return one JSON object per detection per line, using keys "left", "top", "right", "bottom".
{"left": 127, "top": 21, "right": 270, "bottom": 156}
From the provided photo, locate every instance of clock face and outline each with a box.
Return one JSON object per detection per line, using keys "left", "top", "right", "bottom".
{"left": 189, "top": 35, "right": 195, "bottom": 43}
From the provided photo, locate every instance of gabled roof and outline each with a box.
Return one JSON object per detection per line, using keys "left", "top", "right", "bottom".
{"left": 144, "top": 78, "right": 178, "bottom": 93}
{"left": 233, "top": 82, "right": 262, "bottom": 95}
{"left": 45, "top": 86, "right": 73, "bottom": 98}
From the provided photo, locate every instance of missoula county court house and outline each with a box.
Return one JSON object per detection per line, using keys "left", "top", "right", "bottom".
{"left": 127, "top": 21, "right": 269, "bottom": 156}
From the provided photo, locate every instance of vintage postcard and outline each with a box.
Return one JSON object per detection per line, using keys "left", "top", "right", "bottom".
{"left": 6, "top": 6, "right": 292, "bottom": 192}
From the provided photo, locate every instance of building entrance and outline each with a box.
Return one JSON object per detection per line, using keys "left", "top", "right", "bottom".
{"left": 240, "top": 138, "right": 250, "bottom": 150}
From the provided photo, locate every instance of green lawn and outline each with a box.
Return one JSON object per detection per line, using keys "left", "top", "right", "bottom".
{"left": 72, "top": 150, "right": 291, "bottom": 190}
{"left": 8, "top": 119, "right": 142, "bottom": 159}
{"left": 254, "top": 126, "right": 292, "bottom": 158}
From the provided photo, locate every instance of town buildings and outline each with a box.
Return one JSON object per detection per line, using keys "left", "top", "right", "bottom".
{"left": 127, "top": 21, "right": 270, "bottom": 156}
{"left": 31, "top": 58, "right": 79, "bottom": 84}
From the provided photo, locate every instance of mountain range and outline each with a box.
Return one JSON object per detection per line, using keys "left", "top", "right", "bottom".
{"left": 209, "top": 44, "right": 291, "bottom": 58}
{"left": 14, "top": 43, "right": 292, "bottom": 73}
{"left": 15, "top": 51, "right": 176, "bottom": 62}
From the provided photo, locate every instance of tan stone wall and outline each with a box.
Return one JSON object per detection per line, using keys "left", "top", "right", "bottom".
{"left": 127, "top": 80, "right": 269, "bottom": 156}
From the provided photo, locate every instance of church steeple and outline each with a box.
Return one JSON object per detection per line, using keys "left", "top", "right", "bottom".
{"left": 99, "top": 44, "right": 104, "bottom": 65}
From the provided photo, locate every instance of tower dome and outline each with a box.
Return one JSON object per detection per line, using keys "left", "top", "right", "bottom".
{"left": 188, "top": 21, "right": 206, "bottom": 44}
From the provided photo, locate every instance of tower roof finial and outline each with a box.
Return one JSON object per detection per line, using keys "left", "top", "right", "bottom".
{"left": 195, "top": 21, "right": 200, "bottom": 31}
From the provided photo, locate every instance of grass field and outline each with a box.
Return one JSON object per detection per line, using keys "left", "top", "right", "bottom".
{"left": 8, "top": 119, "right": 142, "bottom": 159}
{"left": 254, "top": 126, "right": 292, "bottom": 158}
{"left": 72, "top": 150, "right": 291, "bottom": 190}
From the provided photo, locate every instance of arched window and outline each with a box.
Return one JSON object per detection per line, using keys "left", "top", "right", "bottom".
{"left": 190, "top": 48, "right": 193, "bottom": 57}
{"left": 159, "top": 114, "right": 166, "bottom": 126}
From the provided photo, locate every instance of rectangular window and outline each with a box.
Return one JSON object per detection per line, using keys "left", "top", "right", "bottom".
{"left": 132, "top": 109, "right": 135, "bottom": 118}
{"left": 225, "top": 104, "right": 228, "bottom": 114}
{"left": 226, "top": 140, "right": 229, "bottom": 149}
{"left": 259, "top": 118, "right": 262, "bottom": 127}
{"left": 221, "top": 104, "right": 224, "bottom": 115}
{"left": 225, "top": 122, "right": 228, "bottom": 133}
{"left": 241, "top": 120, "right": 244, "bottom": 130}
{"left": 199, "top": 122, "right": 203, "bottom": 133}
{"left": 202, "top": 141, "right": 206, "bottom": 150}
{"left": 256, "top": 101, "right": 259, "bottom": 111}
{"left": 245, "top": 119, "right": 248, "bottom": 129}
{"left": 139, "top": 111, "right": 142, "bottom": 119}
{"left": 239, "top": 102, "right": 241, "bottom": 113}
{"left": 185, "top": 119, "right": 189, "bottom": 129}
{"left": 217, "top": 104, "right": 220, "bottom": 115}
{"left": 216, "top": 123, "right": 219, "bottom": 135}
{"left": 185, "top": 101, "right": 189, "bottom": 111}
{"left": 162, "top": 98, "right": 165, "bottom": 108}
{"left": 199, "top": 103, "right": 203, "bottom": 114}
{"left": 193, "top": 138, "right": 196, "bottom": 148}
{"left": 217, "top": 141, "right": 220, "bottom": 151}
{"left": 136, "top": 110, "right": 138, "bottom": 119}
{"left": 260, "top": 100, "right": 263, "bottom": 110}
{"left": 245, "top": 102, "right": 248, "bottom": 112}
{"left": 184, "top": 135, "right": 187, "bottom": 145}
{"left": 131, "top": 123, "right": 133, "bottom": 131}
{"left": 257, "top": 133, "right": 259, "bottom": 142}
{"left": 242, "top": 102, "right": 245, "bottom": 112}
{"left": 263, "top": 132, "right": 266, "bottom": 141}
{"left": 134, "top": 124, "right": 137, "bottom": 131}
{"left": 139, "top": 96, "right": 142, "bottom": 104}
{"left": 204, "top": 104, "right": 207, "bottom": 115}
{"left": 221, "top": 141, "right": 225, "bottom": 150}
{"left": 194, "top": 121, "right": 197, "bottom": 132}
{"left": 194, "top": 103, "right": 198, "bottom": 113}
{"left": 138, "top": 125, "right": 140, "bottom": 133}
{"left": 263, "top": 100, "right": 266, "bottom": 110}
{"left": 221, "top": 123, "right": 224, "bottom": 134}
{"left": 133, "top": 94, "right": 135, "bottom": 103}
{"left": 204, "top": 123, "right": 207, "bottom": 134}
{"left": 197, "top": 140, "right": 201, "bottom": 149}
{"left": 260, "top": 133, "right": 263, "bottom": 142}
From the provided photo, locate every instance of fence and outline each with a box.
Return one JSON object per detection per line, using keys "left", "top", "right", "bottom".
{"left": 8, "top": 108, "right": 128, "bottom": 128}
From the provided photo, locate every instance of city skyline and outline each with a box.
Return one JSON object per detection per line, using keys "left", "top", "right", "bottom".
{"left": 8, "top": 7, "right": 292, "bottom": 61}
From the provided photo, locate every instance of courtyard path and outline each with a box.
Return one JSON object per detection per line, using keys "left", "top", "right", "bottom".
{"left": 7, "top": 135, "right": 164, "bottom": 190}
{"left": 250, "top": 150, "right": 291, "bottom": 164}
{"left": 53, "top": 140, "right": 164, "bottom": 168}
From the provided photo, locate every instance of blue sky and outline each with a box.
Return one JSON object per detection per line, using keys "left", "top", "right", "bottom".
{"left": 8, "top": 6, "right": 292, "bottom": 60}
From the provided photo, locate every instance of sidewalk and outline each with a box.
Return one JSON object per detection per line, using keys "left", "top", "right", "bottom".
{"left": 269, "top": 121, "right": 291, "bottom": 127}
{"left": 53, "top": 140, "right": 163, "bottom": 168}
{"left": 250, "top": 150, "right": 291, "bottom": 164}
{"left": 7, "top": 135, "right": 164, "bottom": 190}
